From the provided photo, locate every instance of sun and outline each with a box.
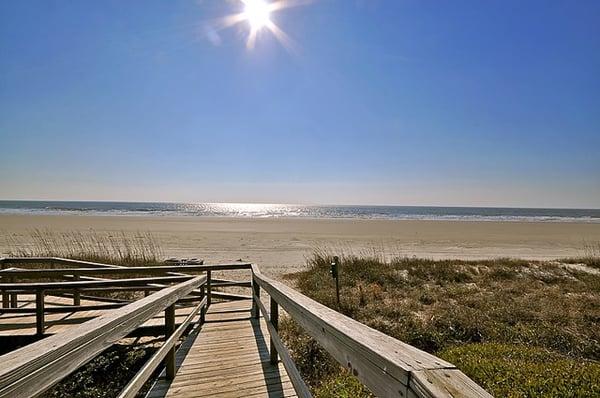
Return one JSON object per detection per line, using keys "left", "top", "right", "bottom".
{"left": 210, "top": 0, "right": 309, "bottom": 51}
{"left": 243, "top": 0, "right": 271, "bottom": 31}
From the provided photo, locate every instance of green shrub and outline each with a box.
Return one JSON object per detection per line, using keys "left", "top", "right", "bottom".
{"left": 438, "top": 343, "right": 600, "bottom": 398}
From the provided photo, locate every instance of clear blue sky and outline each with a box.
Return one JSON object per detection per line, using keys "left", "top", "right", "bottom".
{"left": 1, "top": 0, "right": 599, "bottom": 207}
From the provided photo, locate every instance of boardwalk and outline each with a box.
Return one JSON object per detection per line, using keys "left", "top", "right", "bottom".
{"left": 0, "top": 294, "right": 198, "bottom": 336}
{"left": 0, "top": 257, "right": 491, "bottom": 398}
{"left": 148, "top": 299, "right": 297, "bottom": 398}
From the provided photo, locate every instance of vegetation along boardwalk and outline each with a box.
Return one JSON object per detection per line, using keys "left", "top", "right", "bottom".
{"left": 0, "top": 257, "right": 492, "bottom": 398}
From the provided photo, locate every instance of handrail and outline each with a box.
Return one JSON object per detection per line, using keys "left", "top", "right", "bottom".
{"left": 0, "top": 275, "right": 206, "bottom": 398}
{"left": 250, "top": 265, "right": 492, "bottom": 398}
{"left": 0, "top": 275, "right": 194, "bottom": 291}
{"left": 117, "top": 296, "right": 208, "bottom": 398}
{"left": 0, "top": 257, "right": 252, "bottom": 277}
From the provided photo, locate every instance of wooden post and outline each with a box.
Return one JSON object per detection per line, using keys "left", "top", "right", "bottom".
{"left": 2, "top": 262, "right": 9, "bottom": 308}
{"left": 144, "top": 289, "right": 150, "bottom": 297}
{"left": 1, "top": 290, "right": 7, "bottom": 309}
{"left": 252, "top": 275, "right": 260, "bottom": 319}
{"left": 270, "top": 297, "right": 279, "bottom": 364}
{"left": 200, "top": 284, "right": 206, "bottom": 323}
{"left": 36, "top": 290, "right": 45, "bottom": 336}
{"left": 206, "top": 270, "right": 212, "bottom": 307}
{"left": 165, "top": 304, "right": 176, "bottom": 379}
{"left": 73, "top": 274, "right": 81, "bottom": 306}
{"left": 9, "top": 277, "right": 17, "bottom": 308}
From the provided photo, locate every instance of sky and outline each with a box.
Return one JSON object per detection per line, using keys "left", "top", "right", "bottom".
{"left": 1, "top": 0, "right": 599, "bottom": 208}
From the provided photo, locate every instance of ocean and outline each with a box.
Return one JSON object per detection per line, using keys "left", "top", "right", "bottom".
{"left": 0, "top": 201, "right": 598, "bottom": 222}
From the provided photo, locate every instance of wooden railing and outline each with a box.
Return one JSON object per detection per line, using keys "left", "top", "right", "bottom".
{"left": 0, "top": 257, "right": 492, "bottom": 398}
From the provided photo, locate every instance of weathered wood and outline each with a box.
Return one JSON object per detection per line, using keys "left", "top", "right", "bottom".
{"left": 0, "top": 260, "right": 252, "bottom": 278}
{"left": 212, "top": 280, "right": 252, "bottom": 288}
{"left": 251, "top": 266, "right": 491, "bottom": 398}
{"left": 72, "top": 274, "right": 81, "bottom": 306}
{"left": 0, "top": 302, "right": 125, "bottom": 314}
{"left": 117, "top": 298, "right": 206, "bottom": 398}
{"left": 207, "top": 270, "right": 212, "bottom": 307}
{"left": 35, "top": 290, "right": 44, "bottom": 335}
{"left": 254, "top": 293, "right": 312, "bottom": 398}
{"left": 165, "top": 304, "right": 176, "bottom": 379}
{"left": 0, "top": 275, "right": 193, "bottom": 291}
{"left": 211, "top": 291, "right": 252, "bottom": 301}
{"left": 270, "top": 297, "right": 279, "bottom": 365}
{"left": 147, "top": 300, "right": 299, "bottom": 398}
{"left": 252, "top": 275, "right": 260, "bottom": 319}
{"left": 0, "top": 275, "right": 206, "bottom": 398}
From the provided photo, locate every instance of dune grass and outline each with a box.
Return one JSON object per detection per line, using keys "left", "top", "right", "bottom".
{"left": 3, "top": 228, "right": 163, "bottom": 266}
{"left": 281, "top": 251, "right": 600, "bottom": 397}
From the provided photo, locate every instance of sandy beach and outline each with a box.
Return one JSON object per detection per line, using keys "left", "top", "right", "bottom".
{"left": 1, "top": 214, "right": 599, "bottom": 277}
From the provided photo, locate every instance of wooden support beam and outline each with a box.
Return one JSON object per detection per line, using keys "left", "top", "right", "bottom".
{"left": 117, "top": 297, "right": 206, "bottom": 398}
{"left": 73, "top": 275, "right": 80, "bottom": 306}
{"left": 252, "top": 276, "right": 260, "bottom": 319}
{"left": 164, "top": 304, "right": 176, "bottom": 380}
{"left": 206, "top": 270, "right": 212, "bottom": 307}
{"left": 270, "top": 297, "right": 279, "bottom": 365}
{"left": 35, "top": 290, "right": 45, "bottom": 336}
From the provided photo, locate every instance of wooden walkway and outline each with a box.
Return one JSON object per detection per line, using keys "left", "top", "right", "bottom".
{"left": 0, "top": 294, "right": 198, "bottom": 336}
{"left": 147, "top": 299, "right": 297, "bottom": 398}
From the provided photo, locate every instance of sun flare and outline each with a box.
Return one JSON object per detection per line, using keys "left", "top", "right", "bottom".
{"left": 210, "top": 0, "right": 311, "bottom": 51}
{"left": 243, "top": 0, "right": 271, "bottom": 31}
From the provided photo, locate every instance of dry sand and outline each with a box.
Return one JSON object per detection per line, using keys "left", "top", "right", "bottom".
{"left": 1, "top": 214, "right": 599, "bottom": 277}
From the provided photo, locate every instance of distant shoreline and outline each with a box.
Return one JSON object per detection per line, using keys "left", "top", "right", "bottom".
{"left": 1, "top": 200, "right": 599, "bottom": 223}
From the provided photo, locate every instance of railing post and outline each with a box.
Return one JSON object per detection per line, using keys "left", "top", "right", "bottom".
{"left": 200, "top": 283, "right": 206, "bottom": 323}
{"left": 36, "top": 289, "right": 45, "bottom": 335}
{"left": 9, "top": 277, "right": 17, "bottom": 308}
{"left": 165, "top": 304, "right": 176, "bottom": 379}
{"left": 252, "top": 274, "right": 260, "bottom": 319}
{"left": 1, "top": 261, "right": 8, "bottom": 308}
{"left": 73, "top": 274, "right": 81, "bottom": 306}
{"left": 270, "top": 297, "right": 279, "bottom": 364}
{"left": 206, "top": 270, "right": 212, "bottom": 307}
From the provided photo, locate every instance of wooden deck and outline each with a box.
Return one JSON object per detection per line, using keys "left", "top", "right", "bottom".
{"left": 147, "top": 299, "right": 297, "bottom": 398}
{"left": 0, "top": 294, "right": 198, "bottom": 336}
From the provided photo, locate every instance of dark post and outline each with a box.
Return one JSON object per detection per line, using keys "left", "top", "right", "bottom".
{"left": 270, "top": 297, "right": 279, "bottom": 364}
{"left": 165, "top": 304, "right": 176, "bottom": 379}
{"left": 252, "top": 275, "right": 260, "bottom": 319}
{"left": 330, "top": 256, "right": 340, "bottom": 305}
{"left": 9, "top": 277, "right": 17, "bottom": 308}
{"left": 206, "top": 270, "right": 212, "bottom": 307}
{"left": 36, "top": 289, "right": 45, "bottom": 335}
{"left": 1, "top": 289, "right": 7, "bottom": 309}
{"left": 73, "top": 274, "right": 81, "bottom": 306}
{"left": 1, "top": 261, "right": 7, "bottom": 308}
{"left": 200, "top": 283, "right": 206, "bottom": 324}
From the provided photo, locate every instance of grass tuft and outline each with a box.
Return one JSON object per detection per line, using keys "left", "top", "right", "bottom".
{"left": 3, "top": 229, "right": 163, "bottom": 266}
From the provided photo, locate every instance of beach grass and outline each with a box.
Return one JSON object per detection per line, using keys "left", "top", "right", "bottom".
{"left": 281, "top": 251, "right": 600, "bottom": 397}
{"left": 3, "top": 228, "right": 163, "bottom": 266}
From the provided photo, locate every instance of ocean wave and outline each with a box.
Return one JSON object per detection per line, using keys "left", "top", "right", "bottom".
{"left": 0, "top": 201, "right": 599, "bottom": 223}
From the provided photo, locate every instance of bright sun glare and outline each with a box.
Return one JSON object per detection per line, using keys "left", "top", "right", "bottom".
{"left": 213, "top": 0, "right": 308, "bottom": 51}
{"left": 243, "top": 0, "right": 271, "bottom": 31}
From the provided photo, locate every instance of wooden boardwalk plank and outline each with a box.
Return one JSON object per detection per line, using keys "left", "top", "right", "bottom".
{"left": 0, "top": 294, "right": 199, "bottom": 336}
{"left": 146, "top": 300, "right": 298, "bottom": 398}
